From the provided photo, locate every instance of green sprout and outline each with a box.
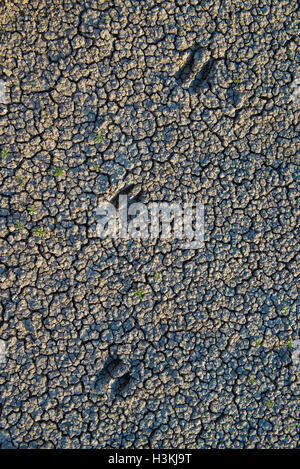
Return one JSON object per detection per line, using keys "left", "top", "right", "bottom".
{"left": 249, "top": 377, "right": 256, "bottom": 385}
{"left": 34, "top": 227, "right": 46, "bottom": 238}
{"left": 15, "top": 222, "right": 24, "bottom": 232}
{"left": 134, "top": 288, "right": 144, "bottom": 299}
{"left": 281, "top": 306, "right": 290, "bottom": 315}
{"left": 14, "top": 176, "right": 27, "bottom": 187}
{"left": 287, "top": 340, "right": 293, "bottom": 349}
{"left": 95, "top": 131, "right": 104, "bottom": 143}
{"left": 155, "top": 272, "right": 162, "bottom": 280}
{"left": 1, "top": 149, "right": 8, "bottom": 158}
{"left": 254, "top": 339, "right": 261, "bottom": 349}
{"left": 93, "top": 164, "right": 101, "bottom": 172}
{"left": 54, "top": 167, "right": 65, "bottom": 177}
{"left": 28, "top": 206, "right": 36, "bottom": 215}
{"left": 234, "top": 77, "right": 242, "bottom": 84}
{"left": 266, "top": 400, "right": 274, "bottom": 409}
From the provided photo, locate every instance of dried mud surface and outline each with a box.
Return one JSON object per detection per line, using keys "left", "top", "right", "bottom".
{"left": 0, "top": 0, "right": 299, "bottom": 449}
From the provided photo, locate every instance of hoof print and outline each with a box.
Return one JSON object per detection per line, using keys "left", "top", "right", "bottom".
{"left": 175, "top": 45, "right": 212, "bottom": 91}
{"left": 190, "top": 58, "right": 216, "bottom": 92}
{"left": 95, "top": 357, "right": 130, "bottom": 394}
{"left": 107, "top": 358, "right": 129, "bottom": 378}
{"left": 111, "top": 371, "right": 131, "bottom": 398}
{"left": 110, "top": 184, "right": 143, "bottom": 209}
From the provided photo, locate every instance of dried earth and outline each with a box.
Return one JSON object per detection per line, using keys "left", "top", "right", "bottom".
{"left": 0, "top": 0, "right": 299, "bottom": 449}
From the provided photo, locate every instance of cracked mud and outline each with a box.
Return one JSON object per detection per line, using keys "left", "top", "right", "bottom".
{"left": 0, "top": 0, "right": 299, "bottom": 449}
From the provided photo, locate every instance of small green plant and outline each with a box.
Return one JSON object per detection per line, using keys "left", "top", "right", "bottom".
{"left": 28, "top": 206, "right": 36, "bottom": 215}
{"left": 15, "top": 222, "right": 24, "bottom": 232}
{"left": 14, "top": 176, "right": 27, "bottom": 187}
{"left": 1, "top": 149, "right": 8, "bottom": 158}
{"left": 34, "top": 227, "right": 46, "bottom": 237}
{"left": 281, "top": 306, "right": 290, "bottom": 315}
{"left": 54, "top": 167, "right": 65, "bottom": 177}
{"left": 287, "top": 340, "right": 293, "bottom": 349}
{"left": 95, "top": 131, "right": 104, "bottom": 143}
{"left": 93, "top": 164, "right": 101, "bottom": 172}
{"left": 249, "top": 377, "right": 256, "bottom": 385}
{"left": 266, "top": 400, "right": 273, "bottom": 409}
{"left": 234, "top": 77, "right": 242, "bottom": 84}
{"left": 254, "top": 339, "right": 261, "bottom": 349}
{"left": 155, "top": 272, "right": 162, "bottom": 280}
{"left": 134, "top": 288, "right": 144, "bottom": 299}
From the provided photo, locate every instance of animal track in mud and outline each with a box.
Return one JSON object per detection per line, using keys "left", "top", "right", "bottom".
{"left": 95, "top": 357, "right": 131, "bottom": 397}
{"left": 175, "top": 46, "right": 202, "bottom": 85}
{"left": 190, "top": 58, "right": 216, "bottom": 91}
{"left": 111, "top": 371, "right": 132, "bottom": 398}
{"left": 175, "top": 45, "right": 215, "bottom": 91}
{"left": 110, "top": 184, "right": 143, "bottom": 209}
